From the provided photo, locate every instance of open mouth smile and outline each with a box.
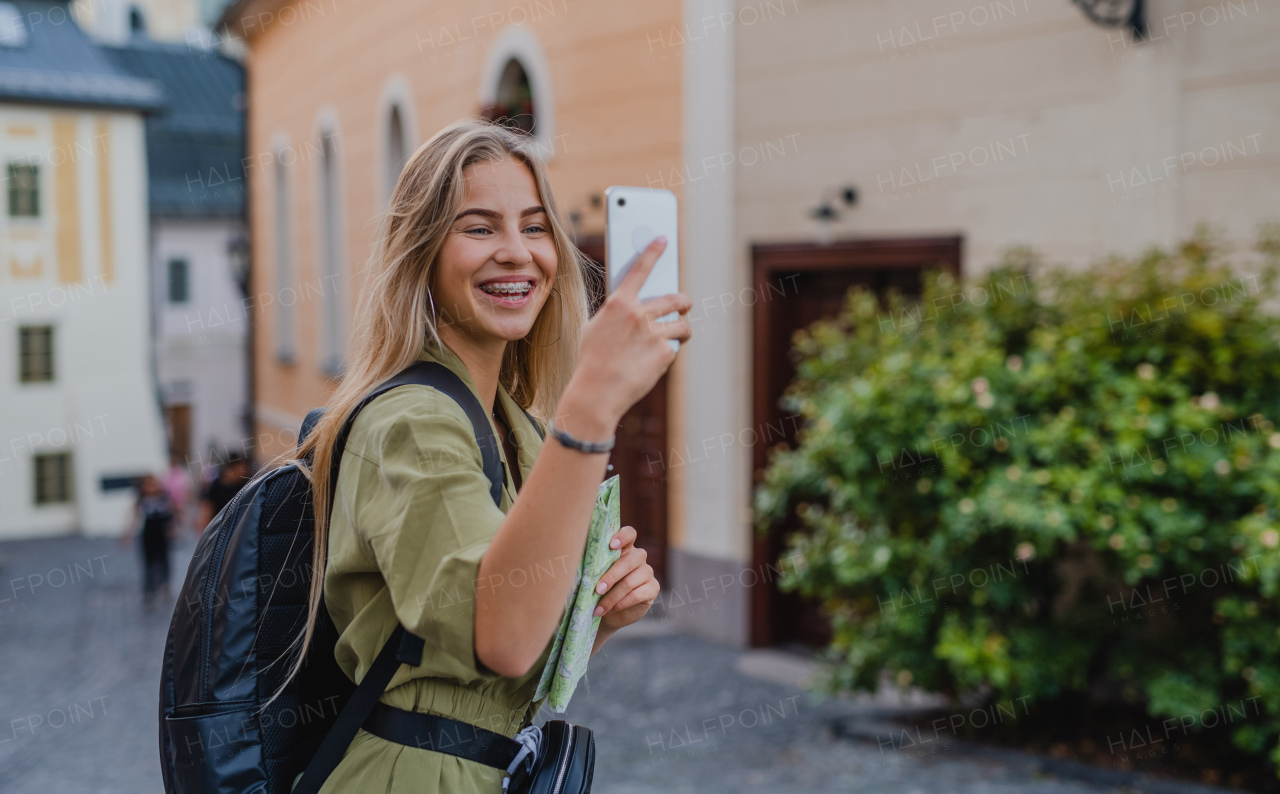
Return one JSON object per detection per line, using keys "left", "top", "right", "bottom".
{"left": 476, "top": 277, "right": 536, "bottom": 306}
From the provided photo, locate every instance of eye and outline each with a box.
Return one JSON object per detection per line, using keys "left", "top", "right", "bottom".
{"left": 523, "top": 223, "right": 548, "bottom": 234}
{"left": 463, "top": 226, "right": 494, "bottom": 236}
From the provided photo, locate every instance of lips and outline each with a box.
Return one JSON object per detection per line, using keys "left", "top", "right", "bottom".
{"left": 477, "top": 277, "right": 535, "bottom": 301}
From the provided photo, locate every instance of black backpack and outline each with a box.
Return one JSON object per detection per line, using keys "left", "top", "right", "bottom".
{"left": 159, "top": 361, "right": 540, "bottom": 794}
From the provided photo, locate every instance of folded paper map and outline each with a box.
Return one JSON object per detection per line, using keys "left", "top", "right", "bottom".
{"left": 534, "top": 474, "right": 621, "bottom": 712}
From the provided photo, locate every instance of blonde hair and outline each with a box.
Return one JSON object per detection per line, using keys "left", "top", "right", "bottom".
{"left": 284, "top": 119, "right": 590, "bottom": 688}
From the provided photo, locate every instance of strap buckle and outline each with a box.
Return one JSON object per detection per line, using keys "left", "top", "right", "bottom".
{"left": 502, "top": 724, "right": 543, "bottom": 793}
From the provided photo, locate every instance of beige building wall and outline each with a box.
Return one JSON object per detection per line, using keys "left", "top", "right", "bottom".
{"left": 664, "top": 0, "right": 1280, "bottom": 643}
{"left": 733, "top": 0, "right": 1276, "bottom": 265}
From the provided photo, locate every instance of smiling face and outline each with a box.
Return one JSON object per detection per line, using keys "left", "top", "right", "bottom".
{"left": 432, "top": 156, "right": 558, "bottom": 359}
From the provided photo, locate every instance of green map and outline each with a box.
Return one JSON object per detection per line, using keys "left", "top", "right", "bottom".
{"left": 534, "top": 474, "right": 621, "bottom": 712}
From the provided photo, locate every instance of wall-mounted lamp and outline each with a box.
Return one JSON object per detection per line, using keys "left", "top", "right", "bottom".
{"left": 809, "top": 203, "right": 837, "bottom": 222}
{"left": 809, "top": 184, "right": 858, "bottom": 245}
{"left": 1072, "top": 0, "right": 1146, "bottom": 41}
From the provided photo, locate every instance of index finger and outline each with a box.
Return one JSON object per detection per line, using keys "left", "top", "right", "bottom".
{"left": 609, "top": 525, "right": 637, "bottom": 550}
{"left": 614, "top": 236, "right": 667, "bottom": 299}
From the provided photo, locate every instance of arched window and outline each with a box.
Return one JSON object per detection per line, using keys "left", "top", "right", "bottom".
{"left": 318, "top": 130, "right": 344, "bottom": 374}
{"left": 273, "top": 157, "right": 294, "bottom": 363}
{"left": 479, "top": 29, "right": 555, "bottom": 157}
{"left": 128, "top": 5, "right": 146, "bottom": 36}
{"left": 484, "top": 59, "right": 535, "bottom": 134}
{"left": 385, "top": 104, "right": 407, "bottom": 205}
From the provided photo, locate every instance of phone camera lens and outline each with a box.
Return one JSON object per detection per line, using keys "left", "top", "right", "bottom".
{"left": 617, "top": 198, "right": 626, "bottom": 206}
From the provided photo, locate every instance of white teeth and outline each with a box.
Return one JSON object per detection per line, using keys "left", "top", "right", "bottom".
{"left": 480, "top": 281, "right": 533, "bottom": 297}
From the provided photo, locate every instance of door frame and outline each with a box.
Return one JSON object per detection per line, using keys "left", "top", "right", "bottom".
{"left": 749, "top": 235, "right": 963, "bottom": 647}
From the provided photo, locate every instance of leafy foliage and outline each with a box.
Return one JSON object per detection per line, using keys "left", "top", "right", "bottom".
{"left": 754, "top": 227, "right": 1280, "bottom": 771}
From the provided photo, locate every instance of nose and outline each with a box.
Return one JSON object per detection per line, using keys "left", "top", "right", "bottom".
{"left": 493, "top": 226, "right": 534, "bottom": 267}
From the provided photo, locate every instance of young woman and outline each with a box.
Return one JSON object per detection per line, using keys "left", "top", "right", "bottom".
{"left": 293, "top": 120, "right": 692, "bottom": 793}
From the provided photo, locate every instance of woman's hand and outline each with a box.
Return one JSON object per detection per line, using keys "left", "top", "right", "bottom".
{"left": 477, "top": 241, "right": 688, "bottom": 677}
{"left": 559, "top": 237, "right": 692, "bottom": 437}
{"left": 592, "top": 525, "right": 659, "bottom": 634}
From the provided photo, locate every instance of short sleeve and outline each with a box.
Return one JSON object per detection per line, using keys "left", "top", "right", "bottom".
{"left": 338, "top": 386, "right": 505, "bottom": 683}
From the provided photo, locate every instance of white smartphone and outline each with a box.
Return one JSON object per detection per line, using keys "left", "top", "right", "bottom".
{"left": 604, "top": 185, "right": 681, "bottom": 352}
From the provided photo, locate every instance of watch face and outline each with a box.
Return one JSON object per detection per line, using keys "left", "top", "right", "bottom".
{"left": 1072, "top": 0, "right": 1139, "bottom": 26}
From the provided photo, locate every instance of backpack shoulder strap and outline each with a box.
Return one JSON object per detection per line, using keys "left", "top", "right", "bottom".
{"left": 299, "top": 407, "right": 325, "bottom": 447}
{"left": 292, "top": 361, "right": 503, "bottom": 794}
{"left": 520, "top": 406, "right": 545, "bottom": 441}
{"left": 328, "top": 360, "right": 504, "bottom": 508}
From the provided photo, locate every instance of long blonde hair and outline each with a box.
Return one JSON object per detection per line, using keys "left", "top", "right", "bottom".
{"left": 285, "top": 119, "right": 590, "bottom": 686}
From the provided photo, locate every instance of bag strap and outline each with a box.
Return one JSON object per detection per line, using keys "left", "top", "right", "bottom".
{"left": 329, "top": 361, "right": 504, "bottom": 508}
{"left": 292, "top": 626, "right": 424, "bottom": 794}
{"left": 521, "top": 407, "right": 545, "bottom": 441}
{"left": 292, "top": 361, "right": 504, "bottom": 794}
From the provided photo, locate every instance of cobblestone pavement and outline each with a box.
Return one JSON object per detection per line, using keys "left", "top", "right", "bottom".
{"left": 0, "top": 536, "right": 1229, "bottom": 794}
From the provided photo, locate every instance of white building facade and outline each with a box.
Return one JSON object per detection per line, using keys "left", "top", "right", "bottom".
{"left": 0, "top": 1, "right": 178, "bottom": 538}
{"left": 0, "top": 106, "right": 168, "bottom": 537}
{"left": 150, "top": 217, "right": 248, "bottom": 470}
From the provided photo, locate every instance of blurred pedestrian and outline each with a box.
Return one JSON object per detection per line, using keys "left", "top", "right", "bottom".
{"left": 199, "top": 443, "right": 220, "bottom": 491}
{"left": 162, "top": 453, "right": 192, "bottom": 535}
{"left": 198, "top": 451, "right": 250, "bottom": 531}
{"left": 120, "top": 474, "right": 175, "bottom": 610}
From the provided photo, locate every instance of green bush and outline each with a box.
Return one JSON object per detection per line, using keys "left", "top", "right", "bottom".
{"left": 753, "top": 228, "right": 1280, "bottom": 772}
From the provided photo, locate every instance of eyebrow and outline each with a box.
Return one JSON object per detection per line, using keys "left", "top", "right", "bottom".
{"left": 453, "top": 206, "right": 546, "bottom": 222}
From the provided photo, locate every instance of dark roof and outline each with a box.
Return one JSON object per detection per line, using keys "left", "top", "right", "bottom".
{"left": 104, "top": 40, "right": 246, "bottom": 218}
{"left": 0, "top": 1, "right": 164, "bottom": 110}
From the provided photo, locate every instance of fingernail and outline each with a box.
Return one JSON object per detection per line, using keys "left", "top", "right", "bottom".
{"left": 594, "top": 606, "right": 604, "bottom": 617}
{"left": 610, "top": 538, "right": 621, "bottom": 549}
{"left": 596, "top": 581, "right": 608, "bottom": 594}
{"left": 655, "top": 235, "right": 667, "bottom": 246}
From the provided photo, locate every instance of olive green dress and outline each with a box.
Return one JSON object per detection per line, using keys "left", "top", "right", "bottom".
{"left": 316, "top": 341, "right": 556, "bottom": 794}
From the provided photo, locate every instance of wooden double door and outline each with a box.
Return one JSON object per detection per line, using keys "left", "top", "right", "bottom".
{"left": 750, "top": 236, "right": 962, "bottom": 647}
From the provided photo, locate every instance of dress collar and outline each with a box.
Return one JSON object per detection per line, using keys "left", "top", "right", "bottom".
{"left": 417, "top": 340, "right": 542, "bottom": 485}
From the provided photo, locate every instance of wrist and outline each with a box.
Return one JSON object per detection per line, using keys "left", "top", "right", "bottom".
{"left": 557, "top": 382, "right": 619, "bottom": 441}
